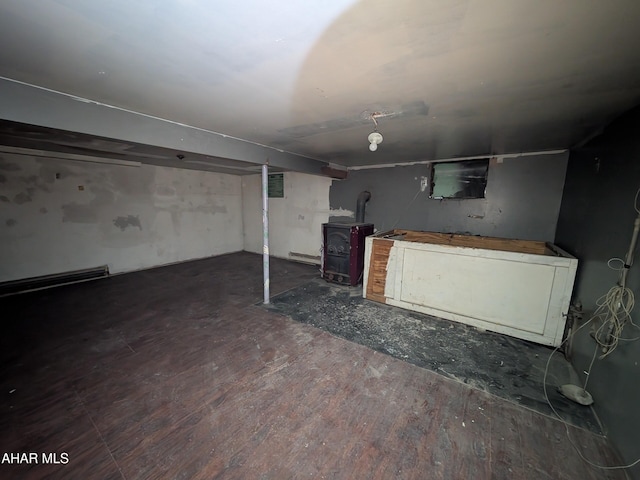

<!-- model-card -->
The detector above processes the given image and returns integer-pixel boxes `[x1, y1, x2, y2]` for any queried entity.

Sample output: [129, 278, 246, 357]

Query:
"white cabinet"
[363, 230, 577, 347]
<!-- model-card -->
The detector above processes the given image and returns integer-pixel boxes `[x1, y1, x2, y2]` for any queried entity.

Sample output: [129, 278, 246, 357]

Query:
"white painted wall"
[0, 153, 243, 282]
[242, 172, 332, 263]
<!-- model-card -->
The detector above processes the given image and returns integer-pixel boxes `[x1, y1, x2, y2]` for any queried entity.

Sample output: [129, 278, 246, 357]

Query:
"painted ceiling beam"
[0, 77, 333, 176]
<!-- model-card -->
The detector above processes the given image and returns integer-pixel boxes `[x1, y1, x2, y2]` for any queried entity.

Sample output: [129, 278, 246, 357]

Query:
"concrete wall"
[330, 152, 569, 242]
[555, 107, 640, 479]
[242, 171, 332, 263]
[0, 153, 243, 282]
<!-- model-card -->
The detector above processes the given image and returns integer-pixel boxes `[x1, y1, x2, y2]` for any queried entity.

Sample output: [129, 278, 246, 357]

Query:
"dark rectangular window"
[429, 159, 489, 199]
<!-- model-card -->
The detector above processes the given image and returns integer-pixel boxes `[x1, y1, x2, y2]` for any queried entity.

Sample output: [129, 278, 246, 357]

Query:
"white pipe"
[620, 213, 640, 289]
[262, 164, 270, 304]
[602, 210, 640, 353]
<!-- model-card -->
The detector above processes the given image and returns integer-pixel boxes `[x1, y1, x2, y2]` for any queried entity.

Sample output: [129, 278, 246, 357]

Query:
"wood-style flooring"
[0, 252, 626, 479]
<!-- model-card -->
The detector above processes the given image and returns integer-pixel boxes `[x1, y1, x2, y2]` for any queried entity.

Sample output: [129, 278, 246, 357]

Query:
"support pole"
[262, 163, 270, 304]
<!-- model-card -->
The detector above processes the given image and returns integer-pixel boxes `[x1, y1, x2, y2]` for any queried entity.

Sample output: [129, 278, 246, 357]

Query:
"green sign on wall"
[268, 173, 284, 198]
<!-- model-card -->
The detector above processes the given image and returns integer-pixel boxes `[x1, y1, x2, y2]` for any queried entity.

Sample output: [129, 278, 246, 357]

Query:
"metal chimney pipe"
[356, 191, 371, 223]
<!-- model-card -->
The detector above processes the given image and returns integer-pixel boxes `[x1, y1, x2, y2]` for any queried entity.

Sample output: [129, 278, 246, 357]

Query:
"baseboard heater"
[289, 252, 321, 265]
[0, 265, 109, 296]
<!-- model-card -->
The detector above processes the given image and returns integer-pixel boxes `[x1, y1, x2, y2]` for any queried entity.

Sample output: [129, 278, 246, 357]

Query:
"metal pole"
[262, 163, 270, 304]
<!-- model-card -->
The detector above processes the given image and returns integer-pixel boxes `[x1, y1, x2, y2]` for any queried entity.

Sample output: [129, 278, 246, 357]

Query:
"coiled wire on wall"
[590, 278, 637, 358]
[590, 188, 640, 357]
[543, 186, 640, 470]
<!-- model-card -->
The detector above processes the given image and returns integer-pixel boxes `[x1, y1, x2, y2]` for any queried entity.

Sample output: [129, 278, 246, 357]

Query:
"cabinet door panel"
[399, 248, 554, 335]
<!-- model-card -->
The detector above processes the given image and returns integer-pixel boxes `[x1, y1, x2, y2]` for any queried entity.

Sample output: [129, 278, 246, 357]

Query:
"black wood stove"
[321, 222, 374, 286]
[321, 191, 373, 287]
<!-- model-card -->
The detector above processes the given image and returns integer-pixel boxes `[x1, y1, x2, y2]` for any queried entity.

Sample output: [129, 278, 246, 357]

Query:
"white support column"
[262, 163, 270, 304]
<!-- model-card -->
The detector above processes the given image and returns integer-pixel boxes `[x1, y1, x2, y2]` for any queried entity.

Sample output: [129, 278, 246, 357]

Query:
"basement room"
[1, 1, 640, 479]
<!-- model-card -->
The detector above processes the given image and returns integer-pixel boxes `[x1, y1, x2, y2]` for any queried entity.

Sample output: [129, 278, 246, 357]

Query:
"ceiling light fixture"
[368, 114, 383, 152]
[368, 132, 383, 151]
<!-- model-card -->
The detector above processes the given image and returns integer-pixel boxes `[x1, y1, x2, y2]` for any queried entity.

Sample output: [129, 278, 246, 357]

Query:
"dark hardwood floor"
[0, 252, 626, 479]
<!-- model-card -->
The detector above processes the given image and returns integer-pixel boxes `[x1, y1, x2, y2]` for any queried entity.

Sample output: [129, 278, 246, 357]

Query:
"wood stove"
[322, 222, 374, 286]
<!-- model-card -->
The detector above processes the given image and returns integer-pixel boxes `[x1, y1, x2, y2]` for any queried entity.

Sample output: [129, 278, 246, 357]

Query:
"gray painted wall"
[330, 152, 569, 242]
[555, 107, 640, 479]
[0, 153, 243, 282]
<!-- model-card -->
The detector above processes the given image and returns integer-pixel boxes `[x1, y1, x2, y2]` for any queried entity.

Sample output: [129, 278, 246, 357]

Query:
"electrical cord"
[606, 257, 626, 270]
[390, 187, 423, 230]
[541, 186, 640, 470]
[591, 285, 638, 356]
[588, 187, 640, 357]
[543, 318, 640, 470]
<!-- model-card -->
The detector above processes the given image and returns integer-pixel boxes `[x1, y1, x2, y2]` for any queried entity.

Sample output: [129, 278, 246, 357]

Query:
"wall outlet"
[420, 176, 428, 192]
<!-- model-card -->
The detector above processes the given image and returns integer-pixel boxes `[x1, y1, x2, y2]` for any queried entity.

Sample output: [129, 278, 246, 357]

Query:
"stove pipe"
[356, 191, 371, 223]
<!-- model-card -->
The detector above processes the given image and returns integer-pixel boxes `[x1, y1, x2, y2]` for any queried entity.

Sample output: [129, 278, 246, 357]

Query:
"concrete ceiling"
[1, 0, 640, 174]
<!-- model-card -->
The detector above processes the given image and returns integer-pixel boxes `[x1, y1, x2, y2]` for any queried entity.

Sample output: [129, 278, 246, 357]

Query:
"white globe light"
[367, 131, 383, 152]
